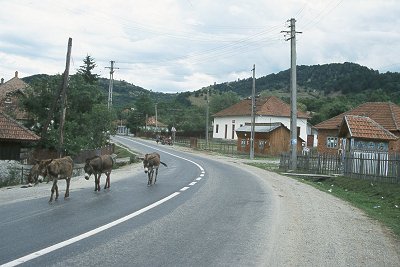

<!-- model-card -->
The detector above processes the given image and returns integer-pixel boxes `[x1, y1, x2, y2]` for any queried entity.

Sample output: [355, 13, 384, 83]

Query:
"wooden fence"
[175, 137, 239, 156]
[280, 151, 400, 184]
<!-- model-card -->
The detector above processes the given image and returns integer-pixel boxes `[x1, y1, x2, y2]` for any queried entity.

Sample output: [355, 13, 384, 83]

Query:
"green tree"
[22, 72, 115, 155]
[77, 55, 99, 85]
[209, 91, 240, 114]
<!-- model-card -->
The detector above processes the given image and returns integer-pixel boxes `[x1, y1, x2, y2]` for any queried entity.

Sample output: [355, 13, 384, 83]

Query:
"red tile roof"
[0, 111, 40, 141]
[339, 115, 398, 141]
[213, 96, 309, 118]
[315, 102, 400, 130]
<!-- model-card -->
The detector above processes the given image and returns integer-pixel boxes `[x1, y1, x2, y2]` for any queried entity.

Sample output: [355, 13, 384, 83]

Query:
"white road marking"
[1, 192, 180, 267]
[196, 177, 202, 181]
[2, 137, 207, 267]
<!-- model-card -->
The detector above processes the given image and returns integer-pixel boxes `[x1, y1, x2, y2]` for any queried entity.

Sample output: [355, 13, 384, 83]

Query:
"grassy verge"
[247, 162, 400, 239]
[113, 143, 140, 167]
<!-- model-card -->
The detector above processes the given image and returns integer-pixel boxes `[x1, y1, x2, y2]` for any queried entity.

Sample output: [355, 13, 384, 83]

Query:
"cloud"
[0, 0, 399, 92]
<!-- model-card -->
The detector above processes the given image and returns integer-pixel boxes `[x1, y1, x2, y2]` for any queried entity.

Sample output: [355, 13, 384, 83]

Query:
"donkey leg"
[154, 168, 158, 184]
[94, 175, 99, 191]
[55, 183, 59, 200]
[49, 180, 56, 202]
[97, 174, 102, 191]
[104, 173, 110, 189]
[65, 178, 71, 198]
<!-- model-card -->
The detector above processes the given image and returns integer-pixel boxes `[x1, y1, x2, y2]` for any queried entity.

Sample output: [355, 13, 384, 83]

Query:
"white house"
[212, 96, 311, 146]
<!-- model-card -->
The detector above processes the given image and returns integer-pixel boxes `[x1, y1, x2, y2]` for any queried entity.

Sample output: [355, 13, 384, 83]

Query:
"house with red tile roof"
[338, 115, 398, 153]
[212, 96, 311, 146]
[315, 102, 400, 154]
[0, 110, 40, 160]
[0, 71, 29, 123]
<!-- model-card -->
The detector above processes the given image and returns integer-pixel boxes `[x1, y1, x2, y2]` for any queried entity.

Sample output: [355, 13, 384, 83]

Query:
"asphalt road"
[0, 136, 276, 266]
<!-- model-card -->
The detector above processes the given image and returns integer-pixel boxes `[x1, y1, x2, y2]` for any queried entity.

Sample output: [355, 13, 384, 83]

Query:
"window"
[224, 125, 228, 139]
[327, 137, 338, 148]
[241, 139, 246, 148]
[231, 124, 235, 139]
[258, 140, 265, 150]
[215, 124, 219, 134]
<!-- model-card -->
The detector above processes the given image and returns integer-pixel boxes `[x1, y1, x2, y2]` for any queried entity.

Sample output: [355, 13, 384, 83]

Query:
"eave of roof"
[315, 102, 400, 131]
[0, 111, 40, 141]
[213, 96, 310, 118]
[338, 115, 398, 141]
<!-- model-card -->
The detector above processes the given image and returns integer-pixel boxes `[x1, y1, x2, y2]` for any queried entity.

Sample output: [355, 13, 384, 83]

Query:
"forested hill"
[211, 62, 400, 99]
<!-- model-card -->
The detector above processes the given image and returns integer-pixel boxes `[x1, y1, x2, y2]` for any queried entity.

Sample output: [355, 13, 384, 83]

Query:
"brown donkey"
[37, 156, 74, 202]
[84, 155, 114, 191]
[139, 152, 167, 185]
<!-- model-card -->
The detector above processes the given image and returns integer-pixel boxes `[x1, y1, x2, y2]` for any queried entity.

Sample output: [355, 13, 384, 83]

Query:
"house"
[0, 71, 29, 123]
[0, 110, 40, 161]
[144, 116, 168, 133]
[315, 102, 400, 154]
[212, 96, 311, 145]
[338, 115, 398, 153]
[235, 122, 304, 156]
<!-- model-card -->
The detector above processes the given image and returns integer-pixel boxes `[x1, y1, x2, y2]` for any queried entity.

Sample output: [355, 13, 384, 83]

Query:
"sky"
[1, 0, 399, 93]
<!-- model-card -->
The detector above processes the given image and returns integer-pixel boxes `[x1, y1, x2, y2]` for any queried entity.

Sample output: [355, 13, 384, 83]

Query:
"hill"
[22, 62, 400, 126]
[200, 62, 399, 98]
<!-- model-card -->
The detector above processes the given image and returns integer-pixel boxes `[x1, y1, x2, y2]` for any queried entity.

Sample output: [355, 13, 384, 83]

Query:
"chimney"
[15, 71, 18, 78]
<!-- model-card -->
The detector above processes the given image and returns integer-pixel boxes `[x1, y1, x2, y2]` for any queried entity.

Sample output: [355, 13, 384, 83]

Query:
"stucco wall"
[213, 115, 309, 145]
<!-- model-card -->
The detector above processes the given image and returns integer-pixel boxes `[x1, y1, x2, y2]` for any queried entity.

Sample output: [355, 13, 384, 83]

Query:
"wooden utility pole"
[282, 18, 302, 170]
[250, 64, 256, 160]
[58, 37, 72, 157]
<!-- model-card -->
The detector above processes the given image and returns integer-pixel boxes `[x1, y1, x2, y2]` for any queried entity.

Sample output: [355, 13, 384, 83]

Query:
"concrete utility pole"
[250, 64, 256, 160]
[59, 37, 72, 158]
[282, 18, 302, 170]
[155, 103, 158, 132]
[205, 83, 212, 147]
[106, 61, 118, 110]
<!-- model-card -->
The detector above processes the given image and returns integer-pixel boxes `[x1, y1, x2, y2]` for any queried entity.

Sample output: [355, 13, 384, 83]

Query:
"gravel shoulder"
[173, 145, 400, 266]
[1, 143, 399, 266]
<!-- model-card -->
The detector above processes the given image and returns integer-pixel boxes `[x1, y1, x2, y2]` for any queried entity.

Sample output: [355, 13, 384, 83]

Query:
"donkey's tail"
[160, 161, 168, 167]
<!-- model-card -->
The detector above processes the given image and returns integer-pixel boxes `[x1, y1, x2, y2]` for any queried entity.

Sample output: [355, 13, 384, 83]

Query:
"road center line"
[1, 192, 180, 267]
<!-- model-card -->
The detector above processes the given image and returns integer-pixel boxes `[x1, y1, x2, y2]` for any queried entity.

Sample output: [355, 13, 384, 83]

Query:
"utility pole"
[58, 37, 72, 158]
[282, 18, 302, 170]
[205, 83, 212, 148]
[155, 103, 158, 132]
[250, 64, 256, 160]
[106, 61, 118, 110]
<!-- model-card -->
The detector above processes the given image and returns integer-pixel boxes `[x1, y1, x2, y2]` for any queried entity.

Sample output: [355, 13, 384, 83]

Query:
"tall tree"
[22, 73, 115, 155]
[77, 54, 99, 84]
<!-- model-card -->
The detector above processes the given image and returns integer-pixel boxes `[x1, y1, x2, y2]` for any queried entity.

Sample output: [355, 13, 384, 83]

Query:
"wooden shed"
[235, 123, 304, 156]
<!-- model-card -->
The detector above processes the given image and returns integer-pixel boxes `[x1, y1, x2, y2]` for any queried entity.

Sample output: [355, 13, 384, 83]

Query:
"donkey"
[139, 152, 167, 185]
[37, 156, 74, 202]
[27, 163, 40, 185]
[84, 154, 114, 191]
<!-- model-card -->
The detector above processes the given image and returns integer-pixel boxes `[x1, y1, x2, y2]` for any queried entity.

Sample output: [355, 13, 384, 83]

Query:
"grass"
[113, 143, 140, 166]
[247, 162, 400, 239]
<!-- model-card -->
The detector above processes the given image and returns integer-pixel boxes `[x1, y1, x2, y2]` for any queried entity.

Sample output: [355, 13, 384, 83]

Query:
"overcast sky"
[1, 0, 399, 93]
